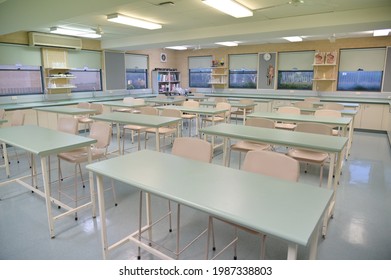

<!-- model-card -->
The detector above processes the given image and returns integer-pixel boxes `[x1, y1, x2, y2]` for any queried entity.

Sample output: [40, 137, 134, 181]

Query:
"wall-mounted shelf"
[312, 52, 337, 91]
[209, 66, 227, 92]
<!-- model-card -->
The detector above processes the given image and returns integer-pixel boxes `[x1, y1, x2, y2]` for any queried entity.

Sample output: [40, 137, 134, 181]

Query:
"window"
[189, 56, 212, 88]
[68, 50, 103, 92]
[69, 69, 102, 92]
[338, 48, 386, 91]
[229, 54, 257, 89]
[0, 65, 43, 96]
[125, 54, 148, 90]
[277, 51, 314, 90]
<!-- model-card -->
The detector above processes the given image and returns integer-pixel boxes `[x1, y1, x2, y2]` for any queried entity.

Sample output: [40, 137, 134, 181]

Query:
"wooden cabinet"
[152, 70, 181, 95]
[45, 68, 76, 94]
[209, 67, 227, 92]
[356, 104, 387, 130]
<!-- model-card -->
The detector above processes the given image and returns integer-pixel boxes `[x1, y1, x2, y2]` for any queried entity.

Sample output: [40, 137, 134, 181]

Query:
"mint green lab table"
[91, 112, 182, 154]
[145, 97, 186, 106]
[156, 105, 229, 136]
[0, 125, 97, 238]
[200, 123, 348, 237]
[34, 105, 97, 126]
[248, 111, 354, 159]
[87, 150, 333, 260]
[200, 100, 256, 124]
[93, 100, 146, 112]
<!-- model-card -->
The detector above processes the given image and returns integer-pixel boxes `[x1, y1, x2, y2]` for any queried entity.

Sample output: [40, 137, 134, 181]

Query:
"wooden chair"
[144, 108, 182, 151]
[287, 122, 332, 187]
[114, 97, 134, 113]
[274, 106, 301, 130]
[228, 117, 275, 168]
[170, 137, 212, 258]
[322, 102, 344, 111]
[181, 100, 199, 136]
[122, 106, 158, 152]
[202, 102, 231, 127]
[57, 122, 117, 219]
[207, 150, 300, 260]
[314, 109, 342, 136]
[230, 99, 254, 124]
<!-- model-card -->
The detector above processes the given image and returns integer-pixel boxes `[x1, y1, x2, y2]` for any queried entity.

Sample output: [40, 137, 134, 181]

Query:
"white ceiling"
[0, 0, 390, 51]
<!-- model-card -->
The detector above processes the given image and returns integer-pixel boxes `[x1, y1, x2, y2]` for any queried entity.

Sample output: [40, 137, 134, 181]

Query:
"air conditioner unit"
[28, 32, 82, 50]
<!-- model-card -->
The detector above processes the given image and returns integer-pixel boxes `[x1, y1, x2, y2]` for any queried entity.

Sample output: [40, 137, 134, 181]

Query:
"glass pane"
[0, 65, 43, 96]
[277, 71, 313, 90]
[69, 69, 102, 92]
[126, 69, 148, 89]
[229, 70, 257, 88]
[189, 69, 211, 88]
[337, 71, 383, 91]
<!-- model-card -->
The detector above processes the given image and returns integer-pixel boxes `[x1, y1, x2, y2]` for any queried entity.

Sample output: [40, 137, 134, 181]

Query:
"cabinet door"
[359, 104, 385, 130]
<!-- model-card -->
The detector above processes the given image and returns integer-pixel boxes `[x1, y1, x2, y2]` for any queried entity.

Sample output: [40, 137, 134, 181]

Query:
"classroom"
[0, 0, 390, 263]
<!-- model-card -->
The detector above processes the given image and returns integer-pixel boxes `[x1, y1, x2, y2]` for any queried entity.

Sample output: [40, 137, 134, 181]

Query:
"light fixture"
[202, 0, 253, 18]
[283, 36, 303, 42]
[107, 13, 162, 30]
[373, 29, 390, 37]
[166, 46, 188, 50]
[215, 41, 238, 47]
[50, 27, 101, 38]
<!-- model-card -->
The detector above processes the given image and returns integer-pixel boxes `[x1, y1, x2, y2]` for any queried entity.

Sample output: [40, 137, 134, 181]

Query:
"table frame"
[200, 123, 348, 237]
[87, 150, 333, 260]
[0, 125, 97, 238]
[91, 112, 182, 154]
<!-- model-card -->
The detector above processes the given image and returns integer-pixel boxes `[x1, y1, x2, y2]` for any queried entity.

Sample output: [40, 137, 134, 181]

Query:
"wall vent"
[28, 32, 82, 50]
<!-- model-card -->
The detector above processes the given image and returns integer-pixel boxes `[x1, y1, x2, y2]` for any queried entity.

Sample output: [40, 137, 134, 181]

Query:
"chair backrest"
[294, 101, 313, 109]
[11, 110, 25, 126]
[216, 102, 231, 118]
[172, 137, 212, 163]
[0, 109, 5, 120]
[304, 97, 320, 102]
[132, 98, 145, 105]
[277, 106, 301, 115]
[57, 117, 79, 134]
[89, 122, 112, 149]
[162, 108, 182, 128]
[246, 117, 275, 129]
[242, 150, 300, 182]
[183, 100, 200, 108]
[161, 108, 182, 118]
[90, 103, 104, 114]
[139, 106, 158, 115]
[239, 98, 254, 105]
[77, 102, 90, 109]
[123, 97, 135, 103]
[295, 122, 333, 135]
[215, 97, 227, 103]
[322, 102, 344, 111]
[314, 109, 342, 118]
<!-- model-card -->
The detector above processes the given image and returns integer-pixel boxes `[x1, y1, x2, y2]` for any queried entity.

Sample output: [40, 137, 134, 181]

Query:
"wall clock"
[263, 53, 271, 61]
[160, 53, 167, 63]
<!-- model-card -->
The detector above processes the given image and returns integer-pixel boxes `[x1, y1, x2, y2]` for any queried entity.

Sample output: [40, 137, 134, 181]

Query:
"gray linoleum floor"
[0, 124, 390, 260]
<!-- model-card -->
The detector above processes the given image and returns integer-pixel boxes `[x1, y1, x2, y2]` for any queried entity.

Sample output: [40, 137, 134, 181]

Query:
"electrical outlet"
[11, 96, 17, 100]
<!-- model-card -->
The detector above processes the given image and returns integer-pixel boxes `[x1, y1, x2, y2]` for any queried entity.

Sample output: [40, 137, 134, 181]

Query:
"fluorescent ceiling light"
[283, 36, 303, 42]
[107, 13, 162, 30]
[373, 29, 390, 36]
[202, 0, 253, 18]
[215, 41, 238, 46]
[50, 27, 101, 38]
[166, 46, 188, 50]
